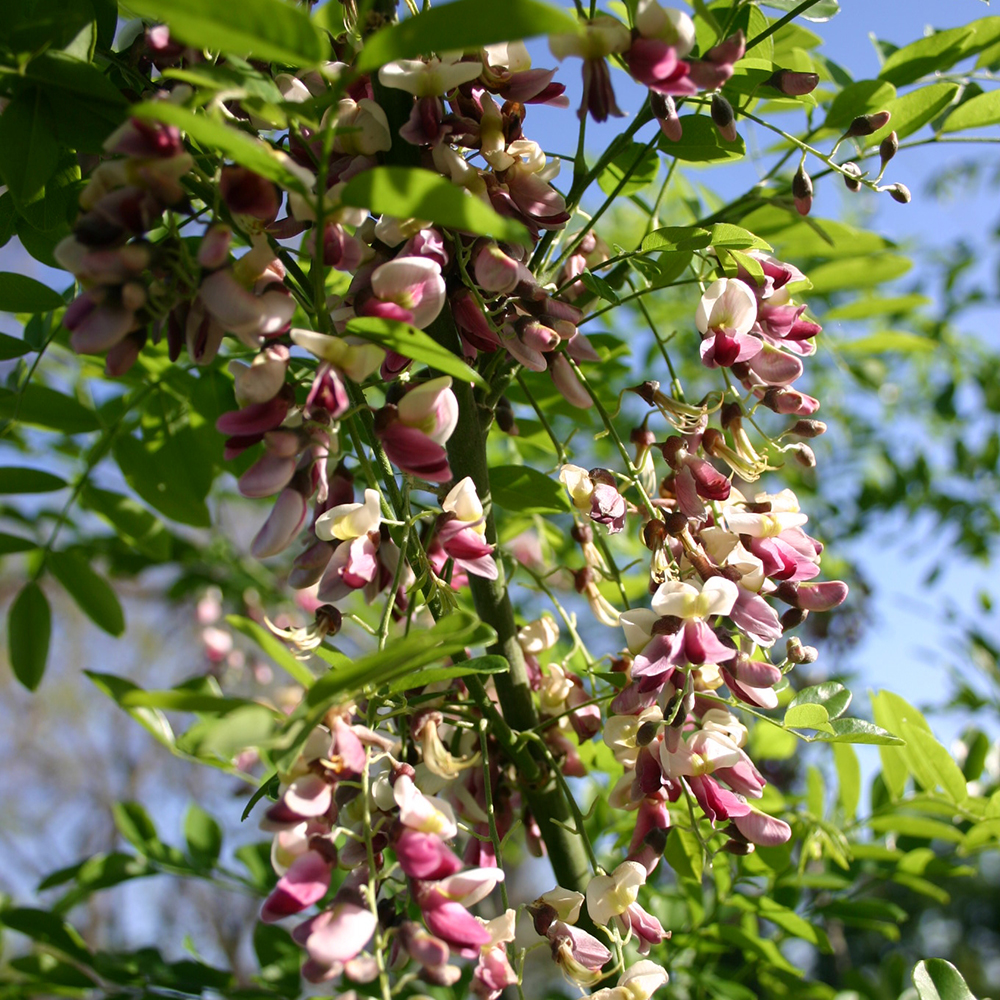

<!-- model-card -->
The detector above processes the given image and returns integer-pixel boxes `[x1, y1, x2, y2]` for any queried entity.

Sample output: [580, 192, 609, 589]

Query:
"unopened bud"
[571, 522, 593, 545]
[663, 511, 688, 536]
[780, 607, 808, 631]
[786, 636, 818, 664]
[792, 164, 813, 216]
[765, 68, 819, 97]
[650, 91, 682, 142]
[844, 110, 891, 138]
[496, 396, 518, 435]
[711, 94, 737, 143]
[789, 419, 827, 438]
[701, 426, 725, 455]
[720, 400, 743, 429]
[789, 442, 816, 468]
[887, 182, 911, 204]
[316, 604, 343, 637]
[879, 130, 898, 171]
[631, 425, 657, 449]
[642, 519, 668, 550]
[636, 720, 660, 746]
[722, 839, 755, 855]
[842, 161, 862, 193]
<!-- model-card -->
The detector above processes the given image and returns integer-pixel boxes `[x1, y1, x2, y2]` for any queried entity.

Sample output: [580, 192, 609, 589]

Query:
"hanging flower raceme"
[375, 376, 459, 483]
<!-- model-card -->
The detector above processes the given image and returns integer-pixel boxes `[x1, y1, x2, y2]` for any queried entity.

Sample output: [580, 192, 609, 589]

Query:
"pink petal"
[260, 850, 331, 922]
[251, 488, 307, 558]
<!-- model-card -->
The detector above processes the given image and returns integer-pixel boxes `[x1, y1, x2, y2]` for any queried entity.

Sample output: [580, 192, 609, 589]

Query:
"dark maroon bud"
[495, 396, 518, 435]
[845, 110, 891, 137]
[789, 419, 827, 438]
[636, 720, 660, 746]
[630, 381, 660, 406]
[642, 518, 668, 550]
[660, 436, 684, 466]
[573, 567, 593, 592]
[780, 607, 808, 631]
[650, 91, 682, 142]
[571, 522, 594, 545]
[842, 162, 863, 193]
[701, 427, 725, 455]
[720, 400, 743, 429]
[377, 898, 399, 928]
[710, 93, 737, 143]
[792, 164, 813, 216]
[789, 442, 817, 468]
[764, 68, 819, 97]
[652, 615, 683, 635]
[316, 604, 343, 636]
[631, 425, 657, 449]
[722, 839, 755, 855]
[879, 130, 898, 170]
[663, 511, 688, 536]
[308, 836, 339, 865]
[887, 182, 911, 204]
[588, 467, 617, 488]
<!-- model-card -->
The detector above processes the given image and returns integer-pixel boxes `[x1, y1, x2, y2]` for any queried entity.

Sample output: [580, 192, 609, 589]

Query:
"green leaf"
[0, 532, 38, 555]
[878, 28, 975, 87]
[659, 115, 746, 162]
[383, 654, 509, 695]
[0, 384, 102, 434]
[356, 0, 577, 72]
[760, 0, 839, 21]
[184, 804, 223, 868]
[864, 82, 961, 147]
[832, 743, 861, 819]
[578, 271, 620, 304]
[79, 485, 172, 560]
[941, 90, 1000, 132]
[340, 166, 530, 246]
[226, 616, 316, 688]
[489, 464, 571, 515]
[345, 316, 486, 388]
[0, 273, 64, 313]
[822, 79, 897, 132]
[127, 0, 328, 66]
[868, 813, 964, 843]
[789, 681, 852, 719]
[641, 222, 770, 254]
[732, 894, 832, 950]
[0, 466, 67, 494]
[21, 50, 127, 108]
[0, 908, 91, 964]
[839, 330, 935, 355]
[806, 254, 912, 295]
[48, 549, 125, 637]
[824, 294, 930, 320]
[913, 959, 978, 1000]
[112, 802, 191, 868]
[113, 432, 211, 528]
[131, 102, 309, 193]
[664, 826, 703, 882]
[50, 853, 156, 915]
[597, 140, 660, 198]
[119, 688, 260, 713]
[0, 93, 59, 205]
[902, 724, 969, 804]
[784, 702, 833, 732]
[7, 581, 51, 691]
[806, 717, 905, 745]
[276, 611, 495, 769]
[86, 670, 176, 748]
[242, 772, 279, 821]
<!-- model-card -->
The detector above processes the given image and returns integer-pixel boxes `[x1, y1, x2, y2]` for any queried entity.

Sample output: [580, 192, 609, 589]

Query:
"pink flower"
[695, 278, 761, 368]
[251, 488, 308, 559]
[362, 256, 446, 329]
[292, 902, 377, 968]
[260, 850, 331, 922]
[376, 376, 459, 483]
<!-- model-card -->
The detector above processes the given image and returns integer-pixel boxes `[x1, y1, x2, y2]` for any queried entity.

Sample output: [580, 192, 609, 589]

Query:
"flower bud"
[765, 69, 819, 97]
[650, 91, 682, 142]
[844, 110, 891, 138]
[842, 162, 862, 193]
[789, 419, 827, 438]
[780, 607, 808, 631]
[887, 182, 911, 204]
[789, 442, 816, 468]
[879, 130, 898, 171]
[785, 636, 818, 664]
[792, 164, 813, 216]
[710, 93, 737, 143]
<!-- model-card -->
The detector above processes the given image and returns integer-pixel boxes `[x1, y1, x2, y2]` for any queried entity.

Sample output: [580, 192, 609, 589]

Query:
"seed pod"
[887, 182, 911, 204]
[711, 93, 738, 143]
[879, 130, 898, 172]
[844, 110, 892, 137]
[842, 161, 862, 193]
[792, 164, 813, 216]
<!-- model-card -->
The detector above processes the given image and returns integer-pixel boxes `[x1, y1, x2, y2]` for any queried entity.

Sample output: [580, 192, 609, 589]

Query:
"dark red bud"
[845, 110, 891, 137]
[887, 182, 911, 204]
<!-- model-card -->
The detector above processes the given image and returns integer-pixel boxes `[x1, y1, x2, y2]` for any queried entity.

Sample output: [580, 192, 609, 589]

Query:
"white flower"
[315, 488, 382, 542]
[586, 861, 646, 926]
[517, 614, 560, 655]
[549, 16, 631, 61]
[651, 577, 738, 620]
[443, 476, 485, 528]
[634, 0, 696, 55]
[559, 464, 595, 510]
[619, 607, 659, 655]
[378, 56, 483, 97]
[584, 960, 670, 1000]
[695, 278, 757, 335]
[291, 329, 385, 381]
